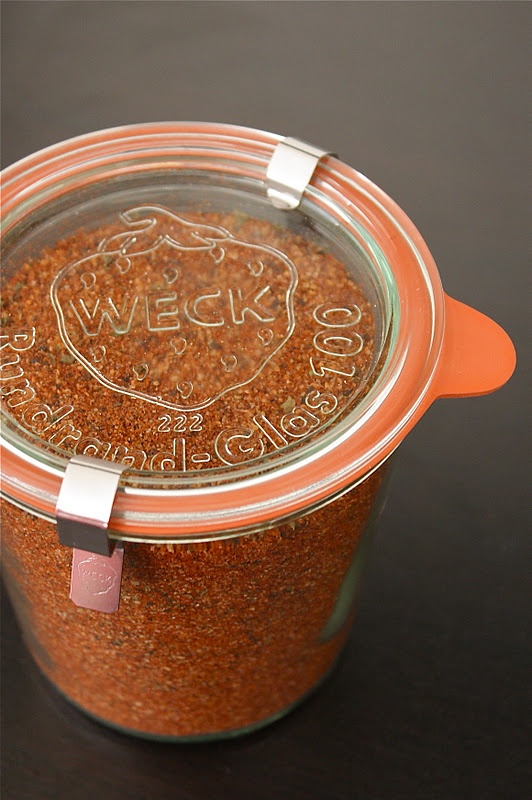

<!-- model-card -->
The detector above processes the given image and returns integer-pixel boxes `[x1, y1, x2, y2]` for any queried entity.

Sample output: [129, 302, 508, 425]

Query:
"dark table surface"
[1, 3, 529, 799]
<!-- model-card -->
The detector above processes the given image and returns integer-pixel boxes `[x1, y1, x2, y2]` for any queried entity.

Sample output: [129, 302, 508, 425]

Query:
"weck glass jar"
[0, 123, 515, 740]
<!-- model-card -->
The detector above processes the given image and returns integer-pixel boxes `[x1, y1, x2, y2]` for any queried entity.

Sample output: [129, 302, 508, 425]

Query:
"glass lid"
[2, 166, 394, 485]
[0, 123, 445, 538]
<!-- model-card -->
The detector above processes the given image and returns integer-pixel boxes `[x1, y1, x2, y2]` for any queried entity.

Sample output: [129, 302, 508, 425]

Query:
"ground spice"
[1, 471, 386, 738]
[1, 205, 387, 738]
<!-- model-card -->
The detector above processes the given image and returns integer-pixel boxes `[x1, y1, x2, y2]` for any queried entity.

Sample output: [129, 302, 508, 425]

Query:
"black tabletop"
[1, 3, 529, 799]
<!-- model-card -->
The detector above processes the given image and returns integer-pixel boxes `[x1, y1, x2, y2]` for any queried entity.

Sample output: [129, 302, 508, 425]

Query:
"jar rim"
[0, 122, 445, 539]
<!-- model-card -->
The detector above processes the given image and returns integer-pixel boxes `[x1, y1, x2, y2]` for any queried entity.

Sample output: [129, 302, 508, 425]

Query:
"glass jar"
[0, 123, 515, 740]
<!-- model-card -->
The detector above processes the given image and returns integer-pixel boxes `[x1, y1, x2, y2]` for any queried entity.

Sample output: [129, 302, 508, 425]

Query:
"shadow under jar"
[0, 124, 515, 740]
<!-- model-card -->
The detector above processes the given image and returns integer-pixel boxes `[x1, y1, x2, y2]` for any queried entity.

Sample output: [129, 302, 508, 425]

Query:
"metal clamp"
[266, 136, 334, 210]
[56, 454, 127, 555]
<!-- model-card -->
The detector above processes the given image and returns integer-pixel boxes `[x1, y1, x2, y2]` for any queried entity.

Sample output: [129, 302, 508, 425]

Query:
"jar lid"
[0, 123, 515, 542]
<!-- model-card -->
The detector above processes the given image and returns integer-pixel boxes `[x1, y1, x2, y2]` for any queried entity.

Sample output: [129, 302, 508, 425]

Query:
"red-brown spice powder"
[1, 209, 386, 738]
[2, 473, 385, 738]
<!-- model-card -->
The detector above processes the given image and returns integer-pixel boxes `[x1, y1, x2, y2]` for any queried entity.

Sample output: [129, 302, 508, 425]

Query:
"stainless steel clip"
[266, 136, 334, 210]
[56, 454, 127, 555]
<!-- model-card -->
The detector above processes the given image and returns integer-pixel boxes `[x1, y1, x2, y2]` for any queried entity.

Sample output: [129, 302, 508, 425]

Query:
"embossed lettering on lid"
[51, 206, 298, 411]
[0, 190, 378, 486]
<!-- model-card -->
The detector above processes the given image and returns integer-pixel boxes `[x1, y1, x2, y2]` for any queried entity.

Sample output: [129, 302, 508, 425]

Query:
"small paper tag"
[70, 544, 124, 613]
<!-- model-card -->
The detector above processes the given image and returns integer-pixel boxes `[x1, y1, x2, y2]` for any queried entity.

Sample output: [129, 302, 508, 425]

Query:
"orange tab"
[432, 295, 516, 400]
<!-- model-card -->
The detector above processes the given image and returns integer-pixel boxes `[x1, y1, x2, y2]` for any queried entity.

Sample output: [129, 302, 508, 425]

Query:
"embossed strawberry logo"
[51, 206, 298, 410]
